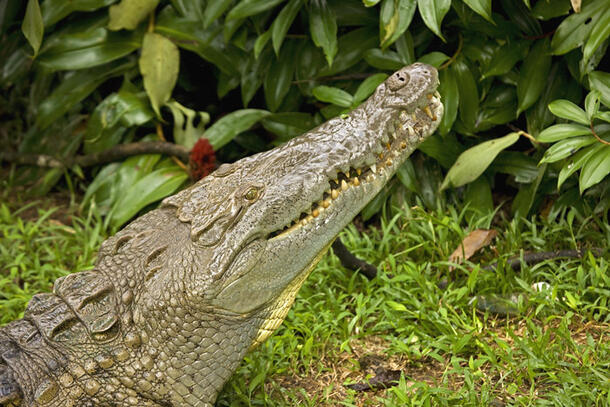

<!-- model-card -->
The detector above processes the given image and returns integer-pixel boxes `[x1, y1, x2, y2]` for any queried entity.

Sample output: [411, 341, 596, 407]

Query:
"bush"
[1, 0, 609, 227]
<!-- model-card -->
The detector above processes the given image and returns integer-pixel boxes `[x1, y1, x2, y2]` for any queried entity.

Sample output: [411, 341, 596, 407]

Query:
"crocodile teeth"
[370, 164, 377, 174]
[322, 199, 331, 208]
[341, 180, 348, 191]
[407, 125, 415, 137]
[385, 158, 393, 167]
[312, 208, 320, 218]
[331, 189, 339, 199]
[352, 177, 360, 186]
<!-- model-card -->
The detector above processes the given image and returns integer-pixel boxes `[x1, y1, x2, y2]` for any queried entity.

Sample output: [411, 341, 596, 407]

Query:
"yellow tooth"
[306, 215, 314, 222]
[386, 142, 391, 150]
[370, 164, 377, 174]
[400, 141, 407, 149]
[386, 158, 393, 167]
[341, 180, 348, 191]
[344, 171, 350, 179]
[331, 189, 339, 199]
[366, 174, 374, 182]
[378, 152, 384, 159]
[352, 177, 360, 186]
[312, 208, 320, 217]
[424, 106, 434, 119]
[427, 93, 433, 100]
[322, 199, 331, 208]
[356, 168, 362, 175]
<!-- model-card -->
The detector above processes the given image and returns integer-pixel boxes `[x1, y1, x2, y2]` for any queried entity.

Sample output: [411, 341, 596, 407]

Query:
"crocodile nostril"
[387, 71, 410, 91]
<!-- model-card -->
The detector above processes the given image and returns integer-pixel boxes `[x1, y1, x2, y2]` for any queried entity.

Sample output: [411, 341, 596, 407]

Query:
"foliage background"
[1, 0, 610, 226]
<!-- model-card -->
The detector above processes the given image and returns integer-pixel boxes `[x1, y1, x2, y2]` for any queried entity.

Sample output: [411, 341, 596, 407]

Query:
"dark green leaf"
[41, 0, 116, 27]
[540, 136, 597, 163]
[462, 0, 492, 23]
[517, 39, 552, 115]
[394, 32, 414, 64]
[379, 0, 416, 49]
[254, 29, 271, 59]
[364, 48, 403, 70]
[396, 159, 418, 192]
[464, 176, 493, 214]
[589, 71, 610, 108]
[205, 109, 270, 149]
[312, 85, 353, 107]
[272, 0, 303, 55]
[437, 68, 458, 136]
[441, 132, 520, 190]
[139, 32, 180, 117]
[551, 0, 607, 55]
[490, 151, 539, 183]
[500, 0, 541, 37]
[309, 0, 338, 66]
[537, 123, 591, 142]
[558, 143, 603, 188]
[22, 0, 43, 57]
[481, 41, 527, 80]
[511, 164, 546, 217]
[417, 0, 450, 41]
[361, 184, 392, 220]
[548, 99, 589, 125]
[452, 59, 479, 131]
[37, 28, 142, 71]
[110, 166, 188, 229]
[37, 60, 134, 129]
[261, 112, 316, 140]
[202, 0, 234, 28]
[583, 7, 610, 64]
[318, 26, 378, 77]
[353, 73, 388, 104]
[227, 0, 284, 20]
[241, 46, 272, 106]
[264, 41, 298, 111]
[531, 0, 570, 20]
[108, 0, 160, 31]
[363, 0, 381, 6]
[418, 51, 449, 68]
[580, 146, 610, 192]
[418, 133, 463, 168]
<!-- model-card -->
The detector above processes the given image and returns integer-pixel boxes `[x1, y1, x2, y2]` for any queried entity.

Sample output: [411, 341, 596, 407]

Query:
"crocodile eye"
[244, 187, 259, 202]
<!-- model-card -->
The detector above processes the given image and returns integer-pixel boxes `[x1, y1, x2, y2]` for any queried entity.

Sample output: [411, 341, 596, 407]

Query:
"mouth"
[267, 90, 442, 241]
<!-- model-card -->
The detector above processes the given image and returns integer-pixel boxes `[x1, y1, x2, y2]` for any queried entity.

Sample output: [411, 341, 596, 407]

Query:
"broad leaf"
[110, 166, 188, 229]
[579, 146, 610, 192]
[41, 0, 116, 27]
[353, 73, 388, 104]
[264, 41, 298, 111]
[517, 39, 552, 115]
[462, 0, 493, 23]
[551, 0, 607, 55]
[548, 99, 589, 125]
[309, 0, 338, 66]
[139, 32, 180, 117]
[203, 0, 234, 28]
[537, 123, 591, 142]
[272, 0, 303, 55]
[312, 86, 353, 107]
[205, 109, 271, 149]
[437, 68, 458, 136]
[453, 59, 479, 132]
[227, 0, 285, 20]
[540, 136, 597, 163]
[441, 132, 520, 190]
[108, 0, 160, 31]
[589, 71, 610, 108]
[417, 0, 450, 41]
[557, 143, 603, 188]
[583, 7, 610, 64]
[481, 41, 527, 80]
[22, 0, 43, 57]
[37, 61, 134, 129]
[379, 0, 417, 49]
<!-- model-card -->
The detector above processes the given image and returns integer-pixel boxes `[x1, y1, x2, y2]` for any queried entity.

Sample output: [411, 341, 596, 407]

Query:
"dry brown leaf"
[449, 229, 498, 269]
[571, 0, 581, 12]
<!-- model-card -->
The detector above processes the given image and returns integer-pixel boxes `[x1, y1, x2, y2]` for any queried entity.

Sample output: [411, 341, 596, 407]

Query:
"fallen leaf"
[449, 229, 498, 269]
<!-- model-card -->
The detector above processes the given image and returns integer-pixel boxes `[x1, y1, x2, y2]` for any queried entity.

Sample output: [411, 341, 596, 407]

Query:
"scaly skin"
[0, 63, 442, 407]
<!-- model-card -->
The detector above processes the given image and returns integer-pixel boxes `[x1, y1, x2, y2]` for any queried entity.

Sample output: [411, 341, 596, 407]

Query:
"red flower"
[189, 138, 216, 180]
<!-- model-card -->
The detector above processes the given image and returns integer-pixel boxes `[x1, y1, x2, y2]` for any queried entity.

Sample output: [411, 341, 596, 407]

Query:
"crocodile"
[0, 63, 442, 407]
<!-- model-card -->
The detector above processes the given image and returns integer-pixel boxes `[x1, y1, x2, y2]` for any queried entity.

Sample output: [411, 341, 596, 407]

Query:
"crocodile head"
[159, 63, 442, 346]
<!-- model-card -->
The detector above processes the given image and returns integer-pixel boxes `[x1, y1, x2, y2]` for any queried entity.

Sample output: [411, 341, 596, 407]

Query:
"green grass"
[1, 200, 608, 406]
